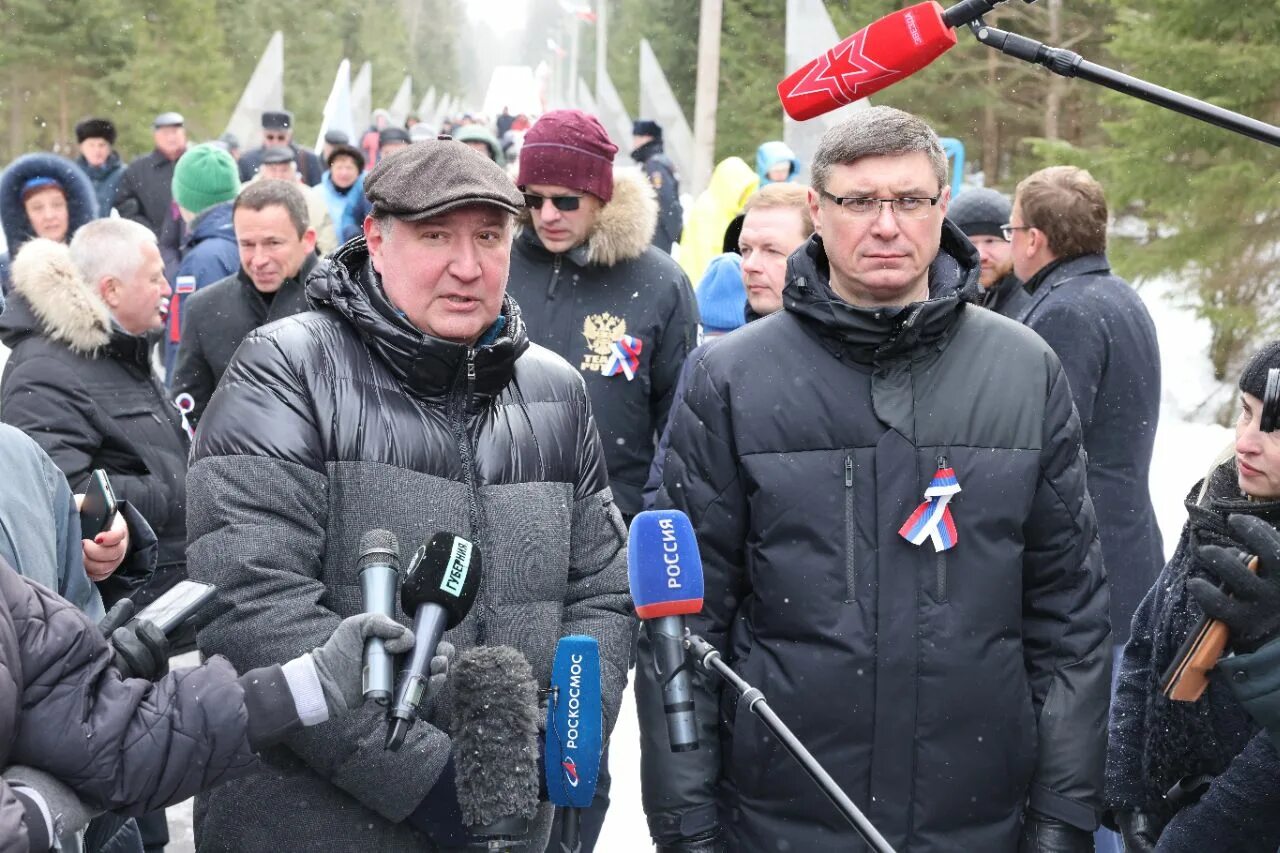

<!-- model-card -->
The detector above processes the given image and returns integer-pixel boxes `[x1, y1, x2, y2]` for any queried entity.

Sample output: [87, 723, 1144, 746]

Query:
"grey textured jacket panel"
[640, 227, 1111, 851]
[0, 558, 300, 851]
[187, 239, 632, 851]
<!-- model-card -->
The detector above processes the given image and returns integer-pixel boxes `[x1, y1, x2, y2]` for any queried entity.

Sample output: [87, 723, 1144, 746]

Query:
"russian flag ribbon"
[602, 334, 643, 380]
[899, 463, 961, 552]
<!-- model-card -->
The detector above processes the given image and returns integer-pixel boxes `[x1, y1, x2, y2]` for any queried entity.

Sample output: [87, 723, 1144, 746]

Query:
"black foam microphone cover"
[401, 531, 482, 629]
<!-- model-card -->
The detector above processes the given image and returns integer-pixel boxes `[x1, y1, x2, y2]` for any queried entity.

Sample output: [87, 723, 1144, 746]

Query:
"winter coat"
[170, 254, 316, 426]
[307, 173, 363, 255]
[1225, 636, 1280, 749]
[0, 153, 98, 292]
[0, 240, 190, 608]
[75, 152, 126, 220]
[755, 140, 800, 185]
[506, 169, 698, 518]
[677, 156, 758, 285]
[981, 271, 1031, 319]
[185, 236, 633, 851]
[237, 144, 324, 187]
[162, 201, 242, 376]
[640, 223, 1112, 851]
[0, 556, 309, 852]
[113, 149, 181, 237]
[1015, 253, 1163, 643]
[1106, 460, 1280, 851]
[631, 139, 683, 252]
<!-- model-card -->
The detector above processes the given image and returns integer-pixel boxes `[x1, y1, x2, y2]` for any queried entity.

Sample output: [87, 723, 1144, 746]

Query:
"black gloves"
[658, 829, 727, 853]
[1189, 514, 1280, 653]
[1018, 811, 1092, 853]
[98, 598, 171, 680]
[1115, 809, 1162, 853]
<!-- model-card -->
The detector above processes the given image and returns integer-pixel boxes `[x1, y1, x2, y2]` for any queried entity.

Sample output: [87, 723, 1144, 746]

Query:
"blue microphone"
[628, 510, 704, 753]
[545, 635, 603, 853]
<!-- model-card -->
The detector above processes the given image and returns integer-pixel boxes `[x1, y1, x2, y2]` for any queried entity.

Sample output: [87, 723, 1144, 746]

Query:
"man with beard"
[947, 186, 1028, 318]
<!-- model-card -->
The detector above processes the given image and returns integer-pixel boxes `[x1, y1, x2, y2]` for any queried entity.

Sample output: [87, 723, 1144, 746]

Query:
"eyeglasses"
[523, 192, 582, 212]
[1000, 224, 1033, 241]
[263, 132, 290, 142]
[819, 190, 940, 220]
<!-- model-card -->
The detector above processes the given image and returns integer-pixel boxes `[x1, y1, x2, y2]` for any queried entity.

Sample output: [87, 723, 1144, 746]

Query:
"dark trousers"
[135, 809, 169, 853]
[543, 746, 612, 853]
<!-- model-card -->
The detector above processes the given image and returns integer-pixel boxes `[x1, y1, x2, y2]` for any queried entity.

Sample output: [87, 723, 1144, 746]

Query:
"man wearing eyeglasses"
[237, 110, 324, 187]
[639, 107, 1110, 853]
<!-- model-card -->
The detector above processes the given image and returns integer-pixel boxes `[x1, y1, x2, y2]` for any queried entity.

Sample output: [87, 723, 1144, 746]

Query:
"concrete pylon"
[639, 39, 694, 190]
[223, 31, 284, 151]
[387, 76, 413, 126]
[314, 59, 354, 153]
[351, 62, 373, 133]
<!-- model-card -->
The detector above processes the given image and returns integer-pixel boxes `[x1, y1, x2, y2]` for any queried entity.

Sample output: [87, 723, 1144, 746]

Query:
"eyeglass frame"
[817, 189, 942, 220]
[1000, 224, 1033, 241]
[523, 192, 583, 212]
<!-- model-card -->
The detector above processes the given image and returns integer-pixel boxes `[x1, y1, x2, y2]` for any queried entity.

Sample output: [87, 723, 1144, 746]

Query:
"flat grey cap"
[364, 139, 523, 221]
[153, 112, 184, 128]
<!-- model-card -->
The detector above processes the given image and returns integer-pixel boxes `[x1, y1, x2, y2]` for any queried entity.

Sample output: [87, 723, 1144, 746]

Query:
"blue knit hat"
[696, 253, 746, 335]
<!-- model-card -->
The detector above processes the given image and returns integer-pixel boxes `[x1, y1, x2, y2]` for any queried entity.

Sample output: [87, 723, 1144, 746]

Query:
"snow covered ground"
[159, 273, 1243, 852]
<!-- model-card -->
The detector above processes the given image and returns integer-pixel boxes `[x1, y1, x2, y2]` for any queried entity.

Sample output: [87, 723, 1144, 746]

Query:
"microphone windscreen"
[400, 532, 481, 628]
[778, 1, 957, 121]
[628, 510, 705, 619]
[356, 529, 400, 573]
[544, 636, 602, 808]
[453, 645, 541, 828]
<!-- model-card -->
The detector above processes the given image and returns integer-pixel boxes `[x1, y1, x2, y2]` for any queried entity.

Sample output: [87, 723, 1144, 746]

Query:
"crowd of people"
[0, 91, 1277, 853]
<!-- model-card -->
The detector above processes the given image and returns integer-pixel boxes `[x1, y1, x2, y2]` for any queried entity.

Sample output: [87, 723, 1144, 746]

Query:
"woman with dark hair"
[1106, 340, 1280, 852]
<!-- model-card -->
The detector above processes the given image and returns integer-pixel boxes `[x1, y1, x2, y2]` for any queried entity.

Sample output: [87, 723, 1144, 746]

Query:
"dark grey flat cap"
[364, 140, 524, 221]
[153, 111, 184, 128]
[261, 146, 295, 165]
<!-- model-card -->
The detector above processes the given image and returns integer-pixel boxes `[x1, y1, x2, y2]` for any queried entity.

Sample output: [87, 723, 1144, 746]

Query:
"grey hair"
[810, 106, 948, 194]
[70, 218, 157, 286]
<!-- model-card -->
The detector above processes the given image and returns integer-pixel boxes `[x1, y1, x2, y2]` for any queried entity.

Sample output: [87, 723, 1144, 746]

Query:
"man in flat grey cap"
[186, 140, 634, 851]
[114, 111, 188, 237]
[238, 109, 324, 186]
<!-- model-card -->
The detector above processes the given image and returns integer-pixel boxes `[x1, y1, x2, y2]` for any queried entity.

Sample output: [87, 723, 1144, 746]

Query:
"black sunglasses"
[523, 192, 582, 212]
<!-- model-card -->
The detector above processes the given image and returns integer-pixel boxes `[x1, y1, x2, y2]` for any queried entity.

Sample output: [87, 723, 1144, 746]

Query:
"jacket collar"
[516, 168, 658, 268]
[631, 139, 664, 163]
[242, 252, 317, 306]
[0, 239, 111, 354]
[1017, 252, 1111, 321]
[782, 219, 981, 364]
[307, 237, 528, 404]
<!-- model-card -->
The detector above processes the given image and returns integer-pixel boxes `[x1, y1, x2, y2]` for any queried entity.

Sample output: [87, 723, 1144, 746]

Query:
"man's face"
[235, 204, 317, 294]
[260, 162, 298, 182]
[970, 234, 1013, 288]
[463, 140, 494, 161]
[808, 153, 948, 308]
[766, 162, 793, 183]
[525, 183, 602, 254]
[631, 134, 652, 151]
[380, 141, 409, 158]
[23, 186, 68, 242]
[79, 138, 111, 168]
[263, 128, 292, 147]
[329, 155, 360, 190]
[153, 125, 186, 160]
[739, 206, 809, 316]
[364, 205, 512, 345]
[108, 241, 170, 335]
[1008, 200, 1049, 281]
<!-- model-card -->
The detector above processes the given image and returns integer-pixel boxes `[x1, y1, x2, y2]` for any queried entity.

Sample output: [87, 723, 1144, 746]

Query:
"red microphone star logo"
[786, 29, 898, 105]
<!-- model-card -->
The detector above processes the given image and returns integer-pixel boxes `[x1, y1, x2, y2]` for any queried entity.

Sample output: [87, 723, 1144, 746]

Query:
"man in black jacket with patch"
[171, 179, 318, 426]
[639, 107, 1111, 853]
[630, 119, 683, 253]
[237, 110, 324, 187]
[508, 109, 698, 524]
[113, 112, 187, 237]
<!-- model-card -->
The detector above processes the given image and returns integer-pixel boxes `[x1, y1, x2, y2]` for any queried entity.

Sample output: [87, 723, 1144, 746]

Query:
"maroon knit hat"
[517, 110, 618, 202]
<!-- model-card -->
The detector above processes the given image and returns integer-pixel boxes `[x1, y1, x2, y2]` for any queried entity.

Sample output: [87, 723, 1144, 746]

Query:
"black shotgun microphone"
[385, 532, 481, 751]
[358, 529, 400, 705]
[453, 645, 541, 848]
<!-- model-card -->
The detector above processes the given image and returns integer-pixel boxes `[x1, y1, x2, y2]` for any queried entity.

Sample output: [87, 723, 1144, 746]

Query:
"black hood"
[0, 152, 99, 250]
[782, 218, 981, 364]
[306, 236, 530, 404]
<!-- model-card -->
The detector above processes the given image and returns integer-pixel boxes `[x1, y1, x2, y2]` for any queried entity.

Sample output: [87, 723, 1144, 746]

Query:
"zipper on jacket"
[844, 454, 857, 603]
[449, 348, 486, 634]
[547, 255, 563, 300]
[935, 454, 948, 602]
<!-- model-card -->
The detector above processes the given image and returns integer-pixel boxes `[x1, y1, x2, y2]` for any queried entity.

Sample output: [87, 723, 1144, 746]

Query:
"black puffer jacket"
[640, 224, 1111, 851]
[113, 149, 179, 237]
[0, 239, 189, 606]
[186, 237, 632, 851]
[507, 170, 698, 517]
[0, 557, 303, 850]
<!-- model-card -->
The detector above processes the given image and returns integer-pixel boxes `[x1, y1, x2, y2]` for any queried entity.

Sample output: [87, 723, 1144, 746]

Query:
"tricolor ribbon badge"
[602, 334, 642, 380]
[899, 458, 961, 552]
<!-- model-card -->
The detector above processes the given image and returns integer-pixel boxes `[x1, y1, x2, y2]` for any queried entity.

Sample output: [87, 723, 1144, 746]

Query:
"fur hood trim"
[10, 238, 111, 353]
[519, 167, 658, 267]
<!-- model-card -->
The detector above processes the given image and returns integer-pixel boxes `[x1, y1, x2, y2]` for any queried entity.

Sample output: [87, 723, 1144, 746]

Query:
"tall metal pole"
[692, 0, 722, 194]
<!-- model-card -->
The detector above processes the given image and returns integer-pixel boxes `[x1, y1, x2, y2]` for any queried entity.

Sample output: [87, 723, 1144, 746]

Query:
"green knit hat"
[172, 144, 240, 214]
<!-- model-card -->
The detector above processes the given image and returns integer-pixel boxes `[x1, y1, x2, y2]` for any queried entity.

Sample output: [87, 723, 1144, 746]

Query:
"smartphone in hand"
[80, 469, 118, 538]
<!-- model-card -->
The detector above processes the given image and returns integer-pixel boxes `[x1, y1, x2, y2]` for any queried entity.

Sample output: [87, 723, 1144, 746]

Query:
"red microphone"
[779, 1, 959, 121]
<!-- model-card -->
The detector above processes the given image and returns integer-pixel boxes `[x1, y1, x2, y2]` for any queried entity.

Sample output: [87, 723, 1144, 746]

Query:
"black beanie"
[1240, 340, 1280, 400]
[948, 187, 1011, 239]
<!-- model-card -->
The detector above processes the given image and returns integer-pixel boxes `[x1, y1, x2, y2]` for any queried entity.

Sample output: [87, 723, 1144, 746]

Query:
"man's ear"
[807, 187, 823, 237]
[363, 216, 385, 273]
[937, 184, 952, 216]
[301, 227, 318, 255]
[97, 276, 119, 308]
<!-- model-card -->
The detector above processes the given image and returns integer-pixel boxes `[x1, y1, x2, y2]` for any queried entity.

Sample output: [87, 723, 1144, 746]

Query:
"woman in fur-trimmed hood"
[506, 109, 698, 522]
[0, 234, 189, 610]
[0, 152, 98, 292]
